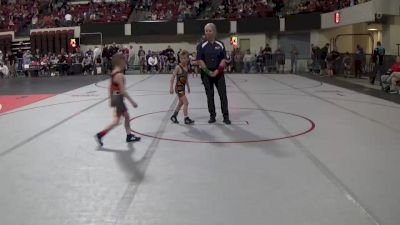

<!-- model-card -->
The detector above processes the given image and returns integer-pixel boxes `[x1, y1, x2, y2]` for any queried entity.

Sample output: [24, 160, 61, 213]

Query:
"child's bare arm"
[186, 76, 190, 93]
[170, 66, 179, 94]
[115, 73, 137, 108]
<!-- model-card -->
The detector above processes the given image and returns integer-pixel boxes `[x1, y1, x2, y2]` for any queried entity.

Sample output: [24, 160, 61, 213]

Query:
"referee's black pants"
[201, 71, 229, 119]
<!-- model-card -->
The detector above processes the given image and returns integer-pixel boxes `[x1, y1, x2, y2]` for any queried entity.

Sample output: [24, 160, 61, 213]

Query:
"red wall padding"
[31, 32, 37, 53]
[48, 31, 55, 54]
[5, 35, 11, 53]
[60, 30, 67, 53]
[55, 30, 61, 54]
[42, 31, 48, 55]
[35, 32, 42, 54]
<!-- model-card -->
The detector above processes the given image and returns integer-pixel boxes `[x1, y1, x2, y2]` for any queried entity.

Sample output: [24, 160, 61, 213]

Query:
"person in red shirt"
[389, 56, 400, 92]
[382, 56, 400, 93]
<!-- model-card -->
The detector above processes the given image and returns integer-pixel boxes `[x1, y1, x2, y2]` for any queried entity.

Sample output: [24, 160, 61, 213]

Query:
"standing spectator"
[31, 13, 39, 29]
[329, 47, 341, 76]
[290, 46, 299, 73]
[311, 46, 321, 75]
[6, 50, 16, 78]
[234, 50, 243, 73]
[65, 13, 72, 26]
[128, 45, 135, 70]
[122, 46, 130, 70]
[165, 45, 174, 56]
[255, 50, 265, 73]
[177, 48, 182, 64]
[102, 45, 110, 73]
[371, 41, 385, 85]
[34, 49, 41, 61]
[320, 43, 329, 75]
[264, 44, 272, 72]
[93, 46, 101, 60]
[138, 46, 146, 73]
[159, 52, 167, 73]
[275, 47, 285, 73]
[23, 50, 32, 77]
[243, 50, 253, 73]
[355, 44, 365, 78]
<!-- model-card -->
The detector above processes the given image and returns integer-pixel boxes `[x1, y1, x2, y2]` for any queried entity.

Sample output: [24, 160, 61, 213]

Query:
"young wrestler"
[169, 50, 195, 125]
[95, 54, 141, 146]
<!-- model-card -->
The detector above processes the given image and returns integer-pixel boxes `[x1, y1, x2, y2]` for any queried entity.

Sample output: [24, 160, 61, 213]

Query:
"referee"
[196, 23, 230, 124]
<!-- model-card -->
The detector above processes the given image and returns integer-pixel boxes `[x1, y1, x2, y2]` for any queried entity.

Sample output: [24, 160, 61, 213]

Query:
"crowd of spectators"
[0, 0, 373, 32]
[205, 0, 371, 19]
[134, 0, 211, 21]
[0, 0, 40, 32]
[0, 43, 131, 78]
[0, 0, 132, 32]
[205, 0, 283, 20]
[34, 0, 132, 29]
[285, 0, 371, 15]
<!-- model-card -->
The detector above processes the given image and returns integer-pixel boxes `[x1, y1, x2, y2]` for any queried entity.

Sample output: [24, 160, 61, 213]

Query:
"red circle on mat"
[130, 108, 315, 144]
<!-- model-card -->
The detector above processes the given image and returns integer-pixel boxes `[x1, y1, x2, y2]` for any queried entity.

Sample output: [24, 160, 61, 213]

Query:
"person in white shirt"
[147, 52, 159, 73]
[93, 46, 101, 61]
[243, 50, 254, 73]
[65, 13, 72, 26]
[0, 63, 9, 78]
[82, 56, 93, 75]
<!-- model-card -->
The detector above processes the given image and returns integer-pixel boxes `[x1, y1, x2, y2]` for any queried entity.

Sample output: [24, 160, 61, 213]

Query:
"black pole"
[396, 44, 400, 56]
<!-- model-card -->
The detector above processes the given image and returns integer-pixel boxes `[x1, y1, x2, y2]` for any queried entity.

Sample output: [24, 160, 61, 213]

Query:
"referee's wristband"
[218, 66, 224, 74]
[202, 68, 211, 75]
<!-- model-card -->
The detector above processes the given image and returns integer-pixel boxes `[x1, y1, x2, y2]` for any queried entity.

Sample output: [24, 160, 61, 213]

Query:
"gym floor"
[0, 73, 399, 225]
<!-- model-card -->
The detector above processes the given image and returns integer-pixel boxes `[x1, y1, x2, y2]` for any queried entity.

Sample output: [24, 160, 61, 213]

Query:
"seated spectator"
[159, 53, 168, 73]
[147, 52, 159, 73]
[381, 56, 400, 94]
[225, 52, 233, 74]
[0, 62, 9, 78]
[0, 50, 4, 65]
[256, 51, 265, 73]
[82, 56, 93, 75]
[94, 55, 103, 75]
[167, 53, 177, 72]
[49, 53, 59, 76]
[58, 51, 69, 76]
[41, 54, 50, 75]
